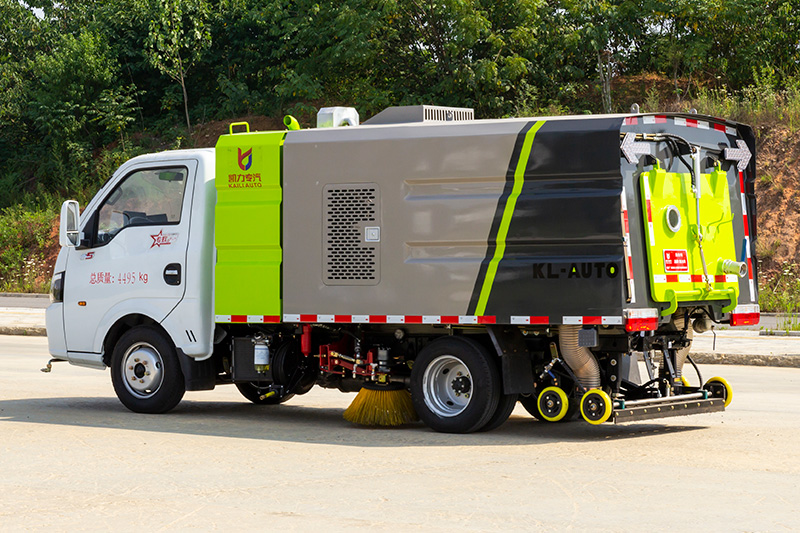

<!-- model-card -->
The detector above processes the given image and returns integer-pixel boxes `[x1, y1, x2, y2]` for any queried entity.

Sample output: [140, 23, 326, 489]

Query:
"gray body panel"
[283, 120, 525, 316]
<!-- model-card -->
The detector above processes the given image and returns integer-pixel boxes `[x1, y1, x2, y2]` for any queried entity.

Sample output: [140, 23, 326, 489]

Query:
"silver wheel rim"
[422, 354, 472, 417]
[121, 342, 164, 399]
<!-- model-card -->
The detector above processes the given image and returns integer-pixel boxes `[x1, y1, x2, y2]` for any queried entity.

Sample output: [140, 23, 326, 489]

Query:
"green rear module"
[640, 161, 739, 316]
[215, 125, 285, 320]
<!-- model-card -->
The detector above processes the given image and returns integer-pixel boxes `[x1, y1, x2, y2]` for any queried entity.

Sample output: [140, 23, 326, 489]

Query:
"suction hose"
[558, 325, 601, 389]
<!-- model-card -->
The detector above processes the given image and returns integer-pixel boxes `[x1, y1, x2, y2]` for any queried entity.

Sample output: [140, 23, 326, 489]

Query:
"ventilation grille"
[364, 105, 474, 125]
[423, 106, 474, 122]
[323, 184, 380, 285]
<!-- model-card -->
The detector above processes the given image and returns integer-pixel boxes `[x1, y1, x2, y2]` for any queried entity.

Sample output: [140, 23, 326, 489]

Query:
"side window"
[94, 167, 188, 245]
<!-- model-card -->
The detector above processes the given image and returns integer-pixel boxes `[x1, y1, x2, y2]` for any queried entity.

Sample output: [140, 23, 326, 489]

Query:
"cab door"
[63, 161, 197, 354]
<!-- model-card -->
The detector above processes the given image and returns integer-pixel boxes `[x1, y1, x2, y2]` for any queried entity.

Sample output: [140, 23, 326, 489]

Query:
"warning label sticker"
[664, 249, 689, 272]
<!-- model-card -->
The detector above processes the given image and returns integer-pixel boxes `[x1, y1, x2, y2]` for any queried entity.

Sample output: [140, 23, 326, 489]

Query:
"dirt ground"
[754, 126, 800, 274]
[2, 335, 799, 531]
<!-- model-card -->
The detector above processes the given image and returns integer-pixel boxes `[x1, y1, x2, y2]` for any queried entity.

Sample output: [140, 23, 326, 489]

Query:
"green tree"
[143, 0, 212, 132]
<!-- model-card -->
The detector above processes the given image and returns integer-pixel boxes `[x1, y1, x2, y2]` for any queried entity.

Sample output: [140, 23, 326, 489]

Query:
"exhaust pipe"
[558, 325, 601, 389]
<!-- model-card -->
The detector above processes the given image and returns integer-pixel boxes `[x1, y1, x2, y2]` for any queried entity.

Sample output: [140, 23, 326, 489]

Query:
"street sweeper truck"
[45, 104, 758, 433]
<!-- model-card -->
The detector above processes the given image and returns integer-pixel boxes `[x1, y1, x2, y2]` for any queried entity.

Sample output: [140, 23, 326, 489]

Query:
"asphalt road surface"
[0, 293, 50, 309]
[1, 335, 799, 531]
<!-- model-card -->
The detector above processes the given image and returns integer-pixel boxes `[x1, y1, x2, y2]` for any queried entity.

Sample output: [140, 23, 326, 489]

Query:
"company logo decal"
[80, 251, 95, 260]
[238, 148, 253, 171]
[150, 230, 179, 249]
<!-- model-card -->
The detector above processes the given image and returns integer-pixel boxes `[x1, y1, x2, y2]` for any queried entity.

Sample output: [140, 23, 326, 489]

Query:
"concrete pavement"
[1, 294, 799, 367]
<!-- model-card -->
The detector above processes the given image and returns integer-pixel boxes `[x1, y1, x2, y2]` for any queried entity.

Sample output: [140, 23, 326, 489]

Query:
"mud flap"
[486, 325, 535, 394]
[177, 348, 216, 391]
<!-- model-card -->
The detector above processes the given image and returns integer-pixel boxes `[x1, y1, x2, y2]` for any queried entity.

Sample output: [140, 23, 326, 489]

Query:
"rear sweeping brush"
[343, 382, 418, 427]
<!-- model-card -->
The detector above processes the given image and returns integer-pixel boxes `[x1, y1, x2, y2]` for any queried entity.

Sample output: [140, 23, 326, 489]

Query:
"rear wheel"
[110, 326, 185, 414]
[479, 392, 518, 432]
[410, 337, 500, 434]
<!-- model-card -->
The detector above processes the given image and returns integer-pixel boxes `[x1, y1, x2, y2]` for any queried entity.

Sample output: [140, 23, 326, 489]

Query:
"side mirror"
[59, 200, 80, 247]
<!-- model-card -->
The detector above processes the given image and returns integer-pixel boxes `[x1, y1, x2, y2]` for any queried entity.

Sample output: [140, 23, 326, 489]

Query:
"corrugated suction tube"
[558, 325, 601, 389]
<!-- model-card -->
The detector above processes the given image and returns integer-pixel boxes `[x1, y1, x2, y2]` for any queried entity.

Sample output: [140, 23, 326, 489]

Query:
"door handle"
[163, 263, 181, 286]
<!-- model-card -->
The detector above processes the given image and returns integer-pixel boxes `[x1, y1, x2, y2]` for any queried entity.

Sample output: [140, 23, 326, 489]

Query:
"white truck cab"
[47, 149, 217, 372]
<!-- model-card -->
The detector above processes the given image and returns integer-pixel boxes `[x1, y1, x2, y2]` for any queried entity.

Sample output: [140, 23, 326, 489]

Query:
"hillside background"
[2, 0, 800, 309]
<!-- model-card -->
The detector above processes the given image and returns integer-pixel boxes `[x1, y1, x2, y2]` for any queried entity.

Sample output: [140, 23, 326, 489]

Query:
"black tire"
[479, 392, 519, 432]
[519, 394, 542, 420]
[110, 325, 185, 414]
[410, 337, 500, 434]
[235, 382, 295, 405]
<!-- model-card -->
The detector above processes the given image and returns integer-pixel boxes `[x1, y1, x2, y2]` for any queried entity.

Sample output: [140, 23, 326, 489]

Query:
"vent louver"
[323, 184, 380, 285]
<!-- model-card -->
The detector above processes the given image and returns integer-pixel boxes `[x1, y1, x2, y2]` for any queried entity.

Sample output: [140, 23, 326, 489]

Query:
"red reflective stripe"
[264, 315, 280, 323]
[231, 315, 247, 323]
[623, 210, 629, 233]
[654, 115, 667, 123]
[743, 214, 749, 236]
[627, 256, 634, 272]
[530, 316, 549, 324]
[691, 274, 704, 282]
[686, 119, 698, 128]
[478, 316, 496, 324]
[666, 274, 679, 283]
[624, 117, 638, 125]
[369, 315, 387, 323]
[747, 257, 754, 279]
[334, 315, 351, 323]
[441, 315, 459, 324]
[405, 315, 422, 324]
[646, 200, 653, 222]
[713, 123, 726, 132]
[715, 275, 727, 283]
[739, 171, 745, 194]
[583, 316, 602, 325]
[300, 314, 316, 322]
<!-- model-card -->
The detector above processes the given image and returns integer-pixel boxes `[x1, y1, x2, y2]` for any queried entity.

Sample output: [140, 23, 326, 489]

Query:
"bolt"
[457, 371, 462, 377]
[128, 366, 133, 370]
[465, 393, 470, 399]
[610, 359, 617, 366]
[131, 376, 136, 381]
[455, 392, 461, 397]
[610, 375, 617, 382]
[142, 361, 148, 365]
[145, 372, 150, 376]
[139, 379, 144, 383]
[134, 358, 139, 362]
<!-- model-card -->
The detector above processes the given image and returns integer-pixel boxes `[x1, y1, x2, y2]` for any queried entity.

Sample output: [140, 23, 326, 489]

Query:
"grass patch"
[759, 262, 800, 331]
[0, 205, 57, 293]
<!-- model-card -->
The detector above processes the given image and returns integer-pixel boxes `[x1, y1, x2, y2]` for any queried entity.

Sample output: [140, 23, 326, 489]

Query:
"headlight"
[50, 271, 64, 303]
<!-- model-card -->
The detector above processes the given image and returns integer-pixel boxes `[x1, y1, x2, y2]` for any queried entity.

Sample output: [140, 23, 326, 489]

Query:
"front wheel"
[110, 326, 185, 414]
[410, 337, 500, 434]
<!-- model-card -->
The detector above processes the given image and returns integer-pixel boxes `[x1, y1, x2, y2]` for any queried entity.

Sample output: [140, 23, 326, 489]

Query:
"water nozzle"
[720, 259, 747, 278]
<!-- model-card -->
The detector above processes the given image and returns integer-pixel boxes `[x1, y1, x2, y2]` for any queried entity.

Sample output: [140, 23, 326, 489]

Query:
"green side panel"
[640, 165, 739, 315]
[215, 130, 285, 318]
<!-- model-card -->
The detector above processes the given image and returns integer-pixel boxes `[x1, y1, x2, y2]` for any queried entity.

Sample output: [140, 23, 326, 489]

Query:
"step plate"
[613, 398, 725, 424]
